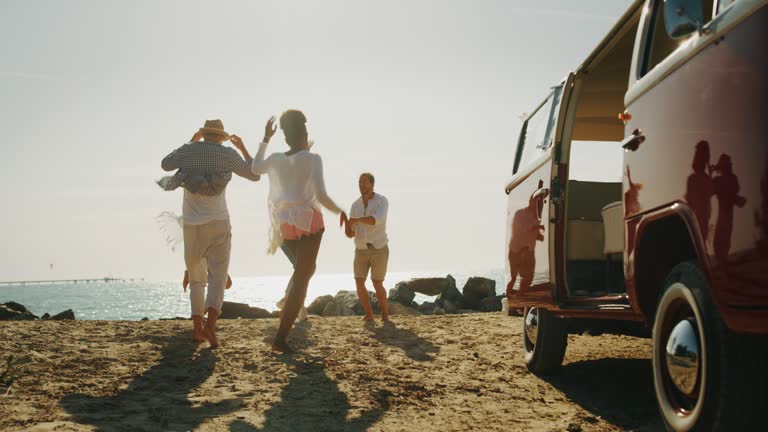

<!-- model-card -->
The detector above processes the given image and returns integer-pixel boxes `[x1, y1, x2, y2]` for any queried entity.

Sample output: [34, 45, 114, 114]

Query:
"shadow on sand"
[260, 319, 315, 353]
[60, 331, 241, 431]
[236, 320, 391, 431]
[541, 358, 663, 431]
[365, 321, 439, 362]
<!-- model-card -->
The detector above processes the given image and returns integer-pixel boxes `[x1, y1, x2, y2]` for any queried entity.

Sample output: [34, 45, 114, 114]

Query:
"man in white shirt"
[346, 172, 390, 322]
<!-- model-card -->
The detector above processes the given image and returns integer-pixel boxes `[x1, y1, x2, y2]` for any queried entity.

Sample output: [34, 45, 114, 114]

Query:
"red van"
[504, 1, 768, 430]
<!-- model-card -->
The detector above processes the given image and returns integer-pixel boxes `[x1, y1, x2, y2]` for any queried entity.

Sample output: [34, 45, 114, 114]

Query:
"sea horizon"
[0, 269, 506, 321]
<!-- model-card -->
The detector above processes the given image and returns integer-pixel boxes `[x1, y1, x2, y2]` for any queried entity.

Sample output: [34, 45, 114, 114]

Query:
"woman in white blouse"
[251, 110, 347, 353]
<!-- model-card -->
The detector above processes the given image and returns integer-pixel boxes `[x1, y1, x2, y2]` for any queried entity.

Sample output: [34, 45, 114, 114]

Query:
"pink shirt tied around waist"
[280, 208, 325, 240]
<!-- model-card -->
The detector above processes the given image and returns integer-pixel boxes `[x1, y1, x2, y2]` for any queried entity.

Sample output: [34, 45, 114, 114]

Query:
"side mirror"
[663, 0, 704, 39]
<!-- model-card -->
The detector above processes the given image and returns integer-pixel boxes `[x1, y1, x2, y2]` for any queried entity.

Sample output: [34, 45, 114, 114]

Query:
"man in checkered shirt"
[160, 119, 260, 347]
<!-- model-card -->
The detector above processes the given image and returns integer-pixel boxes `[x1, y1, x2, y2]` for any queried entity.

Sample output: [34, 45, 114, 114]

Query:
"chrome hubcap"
[525, 307, 539, 346]
[665, 318, 700, 397]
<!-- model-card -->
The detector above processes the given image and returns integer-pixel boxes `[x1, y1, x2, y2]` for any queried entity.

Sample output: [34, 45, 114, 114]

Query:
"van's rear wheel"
[653, 262, 767, 431]
[523, 307, 568, 374]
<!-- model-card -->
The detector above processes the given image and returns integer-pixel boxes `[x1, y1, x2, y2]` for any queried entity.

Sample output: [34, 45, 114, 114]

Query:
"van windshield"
[516, 85, 563, 172]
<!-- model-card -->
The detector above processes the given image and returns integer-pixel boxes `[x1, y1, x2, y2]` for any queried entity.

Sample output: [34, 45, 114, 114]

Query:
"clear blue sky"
[0, 0, 632, 281]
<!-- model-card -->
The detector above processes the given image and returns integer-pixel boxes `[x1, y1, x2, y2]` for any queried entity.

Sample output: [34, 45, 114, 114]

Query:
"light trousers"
[183, 219, 231, 317]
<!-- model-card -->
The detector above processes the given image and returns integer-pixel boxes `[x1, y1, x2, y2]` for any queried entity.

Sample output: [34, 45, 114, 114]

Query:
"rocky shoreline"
[1, 275, 506, 322]
[0, 302, 74, 321]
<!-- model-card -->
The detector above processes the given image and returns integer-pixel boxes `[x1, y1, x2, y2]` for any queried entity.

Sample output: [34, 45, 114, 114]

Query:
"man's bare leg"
[355, 278, 375, 321]
[372, 280, 389, 322]
[202, 307, 220, 348]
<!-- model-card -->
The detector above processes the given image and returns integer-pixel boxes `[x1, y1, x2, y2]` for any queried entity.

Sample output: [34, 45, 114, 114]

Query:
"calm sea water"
[0, 270, 505, 320]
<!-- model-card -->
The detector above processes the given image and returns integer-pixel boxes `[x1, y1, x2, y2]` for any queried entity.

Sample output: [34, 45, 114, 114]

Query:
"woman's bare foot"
[362, 315, 374, 322]
[271, 338, 293, 354]
[381, 314, 391, 323]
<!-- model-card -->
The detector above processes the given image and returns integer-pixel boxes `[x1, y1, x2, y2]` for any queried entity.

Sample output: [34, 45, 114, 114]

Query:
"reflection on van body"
[506, 180, 547, 298]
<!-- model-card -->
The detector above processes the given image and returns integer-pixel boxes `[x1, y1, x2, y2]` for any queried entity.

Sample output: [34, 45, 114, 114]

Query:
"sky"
[0, 0, 633, 281]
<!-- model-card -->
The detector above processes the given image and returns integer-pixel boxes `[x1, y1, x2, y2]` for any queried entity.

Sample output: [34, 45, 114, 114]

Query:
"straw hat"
[198, 119, 230, 139]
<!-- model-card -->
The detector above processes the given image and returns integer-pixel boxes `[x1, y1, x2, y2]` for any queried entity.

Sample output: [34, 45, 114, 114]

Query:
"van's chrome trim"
[504, 151, 552, 194]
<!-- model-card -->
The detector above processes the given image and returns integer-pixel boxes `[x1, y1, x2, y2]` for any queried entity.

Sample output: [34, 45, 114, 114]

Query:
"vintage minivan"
[504, 0, 767, 430]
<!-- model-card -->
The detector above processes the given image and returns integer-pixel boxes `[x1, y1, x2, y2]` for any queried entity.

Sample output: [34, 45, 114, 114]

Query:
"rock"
[397, 275, 456, 296]
[51, 309, 75, 320]
[334, 290, 359, 310]
[159, 317, 190, 320]
[433, 307, 446, 315]
[41, 313, 51, 320]
[368, 292, 381, 314]
[479, 295, 503, 312]
[270, 310, 280, 318]
[3, 302, 32, 314]
[442, 299, 458, 314]
[388, 283, 416, 306]
[417, 301, 437, 315]
[436, 281, 463, 308]
[220, 301, 251, 318]
[335, 290, 379, 315]
[307, 295, 334, 315]
[322, 300, 355, 317]
[0, 303, 37, 321]
[387, 303, 419, 316]
[462, 277, 496, 298]
[140, 317, 149, 321]
[462, 277, 496, 309]
[0, 305, 28, 320]
[220, 301, 271, 319]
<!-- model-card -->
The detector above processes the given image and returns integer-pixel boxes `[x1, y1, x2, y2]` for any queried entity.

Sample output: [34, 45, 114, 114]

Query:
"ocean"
[0, 270, 506, 321]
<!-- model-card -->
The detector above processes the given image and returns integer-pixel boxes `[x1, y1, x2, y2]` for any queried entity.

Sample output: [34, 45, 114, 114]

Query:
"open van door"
[505, 72, 576, 309]
[545, 72, 579, 306]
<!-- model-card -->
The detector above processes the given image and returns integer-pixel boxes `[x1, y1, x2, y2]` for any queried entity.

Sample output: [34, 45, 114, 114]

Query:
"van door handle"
[622, 129, 645, 151]
[532, 187, 550, 201]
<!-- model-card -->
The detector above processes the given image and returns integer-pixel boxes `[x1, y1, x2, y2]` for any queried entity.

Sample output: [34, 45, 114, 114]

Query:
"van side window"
[642, 0, 714, 76]
[514, 86, 563, 173]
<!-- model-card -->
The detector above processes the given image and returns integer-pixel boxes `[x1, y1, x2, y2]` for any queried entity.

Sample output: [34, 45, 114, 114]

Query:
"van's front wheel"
[523, 307, 568, 374]
[653, 262, 767, 431]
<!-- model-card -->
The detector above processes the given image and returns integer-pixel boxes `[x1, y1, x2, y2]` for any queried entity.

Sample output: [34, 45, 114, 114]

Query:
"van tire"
[652, 261, 768, 431]
[523, 307, 568, 374]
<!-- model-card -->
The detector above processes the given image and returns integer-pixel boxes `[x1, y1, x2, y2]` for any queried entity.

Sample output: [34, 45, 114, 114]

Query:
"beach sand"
[0, 313, 662, 431]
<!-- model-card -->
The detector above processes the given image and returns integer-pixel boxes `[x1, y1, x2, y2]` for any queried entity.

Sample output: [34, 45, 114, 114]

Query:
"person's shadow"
[229, 354, 391, 432]
[541, 358, 663, 431]
[365, 321, 439, 362]
[59, 331, 242, 431]
[260, 319, 314, 353]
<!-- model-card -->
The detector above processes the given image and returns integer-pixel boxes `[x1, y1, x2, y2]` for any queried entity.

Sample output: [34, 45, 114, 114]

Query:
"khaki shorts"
[354, 245, 389, 281]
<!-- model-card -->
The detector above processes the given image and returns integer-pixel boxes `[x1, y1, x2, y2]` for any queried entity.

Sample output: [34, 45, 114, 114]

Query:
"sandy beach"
[0, 313, 662, 431]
